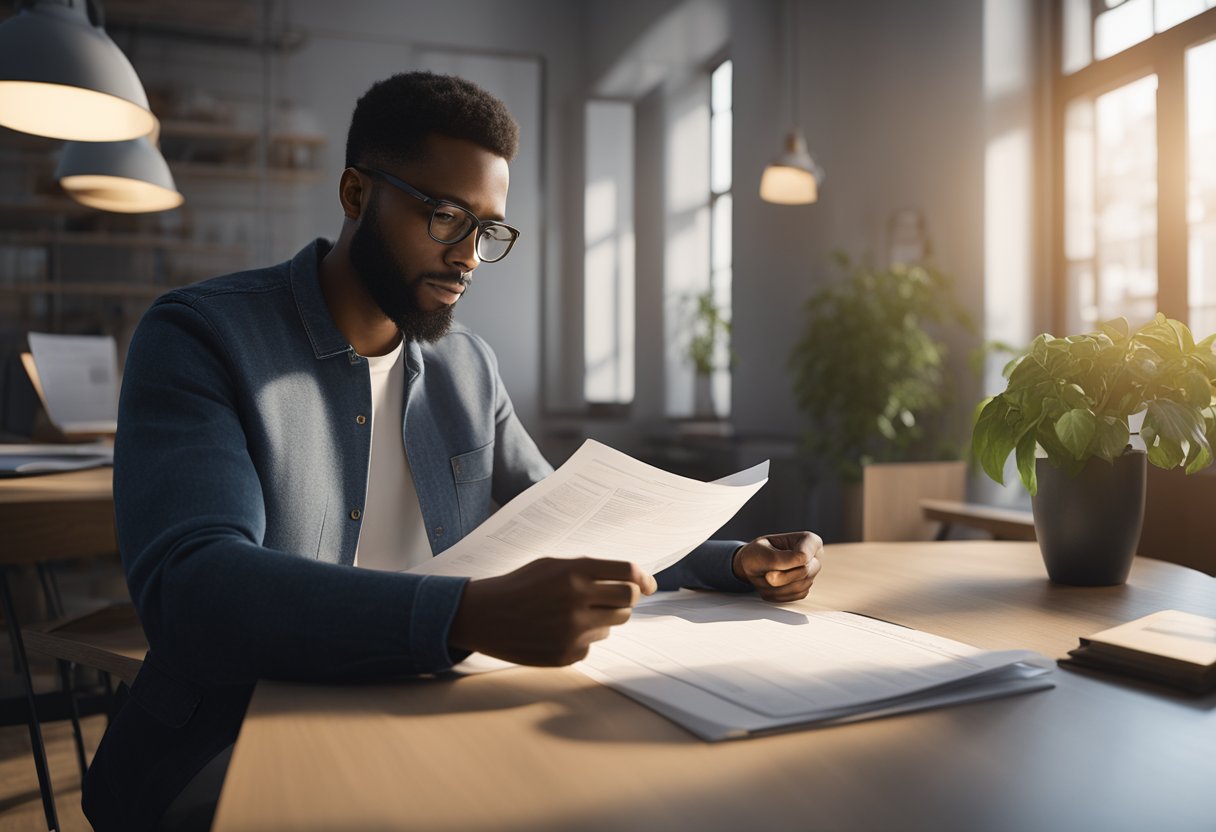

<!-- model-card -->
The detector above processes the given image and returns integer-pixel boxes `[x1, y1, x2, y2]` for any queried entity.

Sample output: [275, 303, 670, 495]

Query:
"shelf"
[169, 162, 326, 183]
[0, 232, 248, 256]
[0, 199, 95, 217]
[0, 282, 174, 299]
[159, 121, 326, 146]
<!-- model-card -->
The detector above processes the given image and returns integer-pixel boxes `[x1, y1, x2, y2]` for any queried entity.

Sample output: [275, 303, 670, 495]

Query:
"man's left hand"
[731, 531, 823, 602]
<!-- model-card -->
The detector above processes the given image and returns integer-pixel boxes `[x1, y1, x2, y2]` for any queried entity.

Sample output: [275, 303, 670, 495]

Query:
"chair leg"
[0, 567, 60, 832]
[58, 660, 88, 779]
[38, 563, 89, 778]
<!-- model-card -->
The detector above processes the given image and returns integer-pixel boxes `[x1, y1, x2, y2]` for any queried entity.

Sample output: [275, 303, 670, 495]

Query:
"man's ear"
[339, 168, 366, 220]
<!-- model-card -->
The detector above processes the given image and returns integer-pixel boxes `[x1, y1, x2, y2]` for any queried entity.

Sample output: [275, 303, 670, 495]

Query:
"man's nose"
[445, 230, 480, 272]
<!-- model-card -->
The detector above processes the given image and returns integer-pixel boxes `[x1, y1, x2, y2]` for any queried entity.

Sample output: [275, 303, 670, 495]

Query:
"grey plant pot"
[1031, 451, 1147, 586]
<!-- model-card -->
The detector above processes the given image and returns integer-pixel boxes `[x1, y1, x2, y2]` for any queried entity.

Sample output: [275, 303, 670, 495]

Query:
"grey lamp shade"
[57, 136, 183, 213]
[0, 0, 156, 141]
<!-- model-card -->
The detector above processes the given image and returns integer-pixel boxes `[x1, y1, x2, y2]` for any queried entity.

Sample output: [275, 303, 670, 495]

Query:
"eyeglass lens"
[428, 206, 514, 262]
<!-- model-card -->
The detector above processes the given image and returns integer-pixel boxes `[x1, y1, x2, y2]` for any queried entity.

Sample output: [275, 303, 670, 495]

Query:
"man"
[83, 72, 822, 831]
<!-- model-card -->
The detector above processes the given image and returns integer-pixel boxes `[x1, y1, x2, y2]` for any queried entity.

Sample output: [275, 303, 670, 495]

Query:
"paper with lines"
[407, 439, 767, 579]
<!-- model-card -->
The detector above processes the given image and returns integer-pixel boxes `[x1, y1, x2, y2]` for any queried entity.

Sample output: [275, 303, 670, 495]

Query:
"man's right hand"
[447, 557, 657, 666]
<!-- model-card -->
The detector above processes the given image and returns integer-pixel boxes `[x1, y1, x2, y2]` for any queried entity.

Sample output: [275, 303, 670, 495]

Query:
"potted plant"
[787, 253, 973, 541]
[788, 252, 972, 482]
[685, 289, 734, 419]
[972, 314, 1216, 585]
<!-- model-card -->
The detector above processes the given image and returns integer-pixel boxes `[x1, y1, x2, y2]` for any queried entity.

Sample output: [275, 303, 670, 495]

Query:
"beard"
[348, 197, 465, 343]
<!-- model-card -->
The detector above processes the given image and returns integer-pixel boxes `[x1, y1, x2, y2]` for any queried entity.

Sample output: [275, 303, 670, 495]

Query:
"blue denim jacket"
[84, 239, 747, 830]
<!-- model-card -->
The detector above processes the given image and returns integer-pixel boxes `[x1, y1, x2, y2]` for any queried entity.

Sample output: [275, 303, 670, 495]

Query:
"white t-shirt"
[353, 341, 433, 571]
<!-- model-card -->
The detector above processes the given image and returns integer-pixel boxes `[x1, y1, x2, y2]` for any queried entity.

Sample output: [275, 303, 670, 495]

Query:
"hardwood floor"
[0, 713, 105, 832]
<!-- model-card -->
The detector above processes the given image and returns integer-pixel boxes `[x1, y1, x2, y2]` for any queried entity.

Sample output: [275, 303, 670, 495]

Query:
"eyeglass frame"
[353, 164, 520, 263]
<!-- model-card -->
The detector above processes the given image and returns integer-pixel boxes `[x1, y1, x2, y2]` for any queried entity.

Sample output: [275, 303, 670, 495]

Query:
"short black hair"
[345, 71, 519, 169]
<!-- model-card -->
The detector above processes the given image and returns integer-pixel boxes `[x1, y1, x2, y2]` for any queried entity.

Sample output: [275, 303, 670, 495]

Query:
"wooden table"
[213, 541, 1216, 832]
[0, 466, 116, 832]
[0, 466, 116, 565]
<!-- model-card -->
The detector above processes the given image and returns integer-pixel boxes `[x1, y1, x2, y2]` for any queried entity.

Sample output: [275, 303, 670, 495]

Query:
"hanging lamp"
[56, 130, 182, 213]
[0, 0, 157, 142]
[759, 0, 823, 205]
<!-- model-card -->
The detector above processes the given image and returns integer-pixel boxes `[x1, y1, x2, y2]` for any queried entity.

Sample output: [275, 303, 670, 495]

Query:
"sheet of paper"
[408, 439, 768, 579]
[0, 441, 114, 476]
[575, 591, 1053, 740]
[27, 333, 119, 434]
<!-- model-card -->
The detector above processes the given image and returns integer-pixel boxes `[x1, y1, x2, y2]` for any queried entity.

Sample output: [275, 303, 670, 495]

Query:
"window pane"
[1065, 77, 1159, 332]
[711, 60, 732, 114]
[583, 101, 635, 404]
[1155, 0, 1210, 32]
[1095, 74, 1158, 326]
[1094, 0, 1153, 60]
[1188, 40, 1216, 336]
[712, 194, 732, 272]
[711, 111, 732, 194]
[1062, 0, 1092, 74]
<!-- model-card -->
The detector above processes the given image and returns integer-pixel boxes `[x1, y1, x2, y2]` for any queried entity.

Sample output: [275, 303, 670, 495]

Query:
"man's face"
[348, 134, 511, 343]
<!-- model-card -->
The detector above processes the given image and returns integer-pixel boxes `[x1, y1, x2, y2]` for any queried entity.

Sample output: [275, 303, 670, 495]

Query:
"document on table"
[408, 439, 768, 579]
[0, 441, 113, 476]
[575, 591, 1055, 741]
[27, 333, 119, 434]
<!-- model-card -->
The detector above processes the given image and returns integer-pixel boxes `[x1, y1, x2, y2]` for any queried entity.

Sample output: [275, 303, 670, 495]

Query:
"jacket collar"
[290, 238, 361, 360]
[289, 238, 426, 377]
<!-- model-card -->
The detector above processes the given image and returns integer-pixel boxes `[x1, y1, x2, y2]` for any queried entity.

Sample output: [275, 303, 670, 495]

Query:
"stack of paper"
[1061, 610, 1216, 693]
[0, 441, 113, 477]
[576, 591, 1055, 740]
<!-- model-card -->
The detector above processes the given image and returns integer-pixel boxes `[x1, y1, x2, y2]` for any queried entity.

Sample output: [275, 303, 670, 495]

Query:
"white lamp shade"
[57, 136, 183, 213]
[0, 0, 156, 141]
[759, 129, 823, 205]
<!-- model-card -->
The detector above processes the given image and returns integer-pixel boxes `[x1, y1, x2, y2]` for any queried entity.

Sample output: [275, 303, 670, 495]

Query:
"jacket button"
[434, 526, 444, 536]
[356, 414, 367, 425]
[350, 509, 362, 520]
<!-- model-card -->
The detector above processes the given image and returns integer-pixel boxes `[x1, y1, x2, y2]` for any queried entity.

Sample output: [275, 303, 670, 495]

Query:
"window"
[1056, 5, 1216, 335]
[708, 58, 733, 417]
[583, 101, 635, 405]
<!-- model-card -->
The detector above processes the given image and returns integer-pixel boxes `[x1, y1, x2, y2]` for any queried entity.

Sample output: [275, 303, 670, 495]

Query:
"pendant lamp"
[0, 0, 157, 142]
[56, 132, 183, 213]
[759, 0, 823, 205]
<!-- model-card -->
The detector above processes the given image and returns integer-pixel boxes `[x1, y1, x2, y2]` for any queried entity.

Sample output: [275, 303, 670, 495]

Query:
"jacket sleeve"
[655, 540, 754, 592]
[115, 299, 467, 686]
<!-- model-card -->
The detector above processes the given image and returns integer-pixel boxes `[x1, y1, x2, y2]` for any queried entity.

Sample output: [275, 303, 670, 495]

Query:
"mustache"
[420, 271, 472, 288]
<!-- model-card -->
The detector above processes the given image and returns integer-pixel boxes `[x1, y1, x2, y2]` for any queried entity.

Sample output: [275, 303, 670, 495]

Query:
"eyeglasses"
[355, 165, 520, 263]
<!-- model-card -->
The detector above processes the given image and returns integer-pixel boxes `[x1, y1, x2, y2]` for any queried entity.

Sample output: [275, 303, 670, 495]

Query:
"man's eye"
[434, 211, 459, 224]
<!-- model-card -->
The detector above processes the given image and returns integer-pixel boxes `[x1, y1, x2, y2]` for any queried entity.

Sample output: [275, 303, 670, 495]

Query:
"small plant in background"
[685, 290, 735, 376]
[972, 314, 1216, 495]
[787, 252, 973, 482]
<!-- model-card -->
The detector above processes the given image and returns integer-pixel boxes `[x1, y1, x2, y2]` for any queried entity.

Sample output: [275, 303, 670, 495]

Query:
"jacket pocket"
[452, 441, 494, 535]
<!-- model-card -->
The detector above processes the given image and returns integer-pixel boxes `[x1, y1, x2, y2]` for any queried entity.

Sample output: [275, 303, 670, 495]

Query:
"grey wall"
[731, 0, 988, 442]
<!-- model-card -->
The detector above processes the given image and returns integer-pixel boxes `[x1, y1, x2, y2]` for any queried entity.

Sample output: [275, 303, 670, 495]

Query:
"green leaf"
[1015, 428, 1038, 496]
[1093, 417, 1130, 462]
[1055, 408, 1097, 459]
[1145, 399, 1206, 446]
[1179, 368, 1213, 405]
[1147, 435, 1185, 469]
[973, 397, 1015, 485]
[1099, 318, 1129, 342]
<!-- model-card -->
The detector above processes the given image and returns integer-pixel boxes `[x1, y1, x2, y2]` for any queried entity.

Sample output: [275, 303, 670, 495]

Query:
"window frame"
[1051, 4, 1216, 332]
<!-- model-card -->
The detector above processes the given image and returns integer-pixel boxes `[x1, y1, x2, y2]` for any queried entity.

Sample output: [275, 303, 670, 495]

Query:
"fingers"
[572, 557, 657, 595]
[587, 579, 641, 609]
[762, 554, 824, 587]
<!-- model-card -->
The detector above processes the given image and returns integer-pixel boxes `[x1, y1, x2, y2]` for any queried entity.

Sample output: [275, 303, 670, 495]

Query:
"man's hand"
[731, 531, 823, 602]
[447, 557, 657, 666]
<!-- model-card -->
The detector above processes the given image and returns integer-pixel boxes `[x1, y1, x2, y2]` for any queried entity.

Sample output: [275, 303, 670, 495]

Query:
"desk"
[0, 466, 116, 565]
[213, 541, 1216, 832]
[0, 466, 116, 831]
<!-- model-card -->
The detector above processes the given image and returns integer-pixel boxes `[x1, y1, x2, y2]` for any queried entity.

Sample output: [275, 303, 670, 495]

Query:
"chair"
[862, 461, 967, 541]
